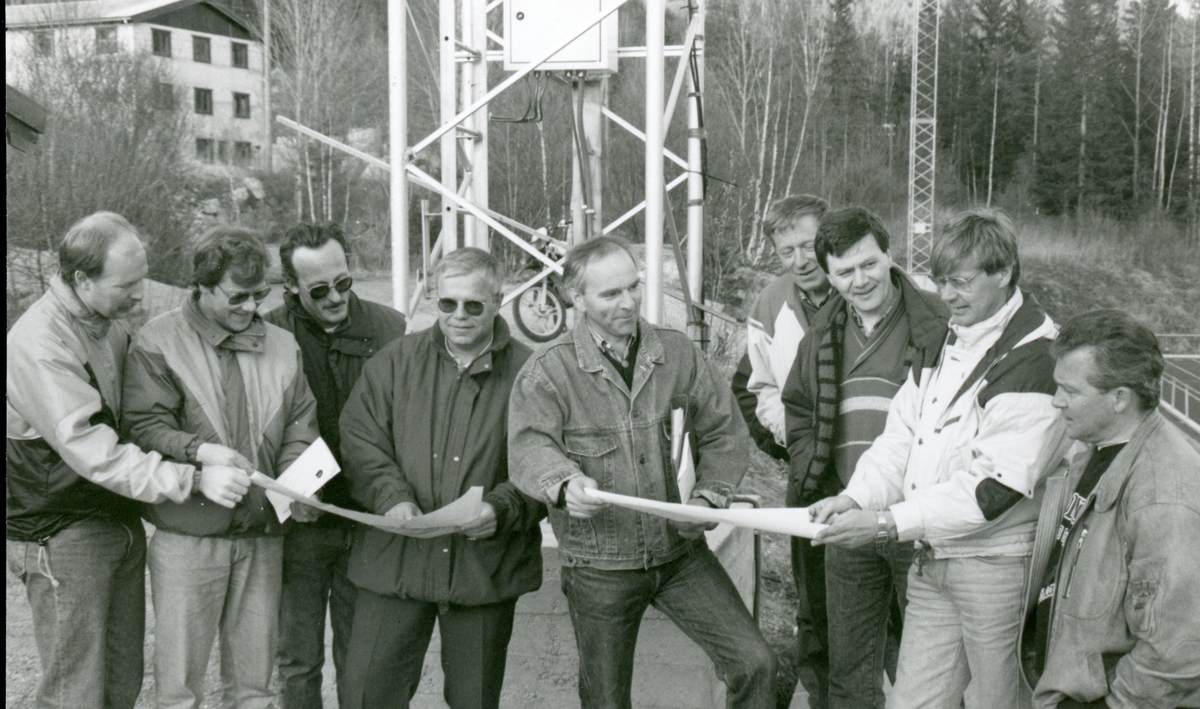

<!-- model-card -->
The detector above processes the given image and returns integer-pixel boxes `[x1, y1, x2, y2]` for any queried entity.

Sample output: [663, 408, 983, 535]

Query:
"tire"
[512, 283, 568, 342]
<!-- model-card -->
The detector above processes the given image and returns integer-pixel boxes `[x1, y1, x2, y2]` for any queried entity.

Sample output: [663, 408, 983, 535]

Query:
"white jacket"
[745, 275, 820, 446]
[843, 289, 1069, 558]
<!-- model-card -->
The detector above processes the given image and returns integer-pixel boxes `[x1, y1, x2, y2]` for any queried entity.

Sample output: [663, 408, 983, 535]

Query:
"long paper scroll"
[584, 489, 829, 539]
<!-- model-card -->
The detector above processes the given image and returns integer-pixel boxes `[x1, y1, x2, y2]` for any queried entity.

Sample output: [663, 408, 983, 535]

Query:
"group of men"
[5, 203, 1198, 709]
[735, 197, 1200, 709]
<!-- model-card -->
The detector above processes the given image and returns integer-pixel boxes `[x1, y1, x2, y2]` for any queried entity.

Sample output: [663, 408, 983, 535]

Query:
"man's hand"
[674, 497, 718, 540]
[290, 501, 322, 523]
[198, 464, 251, 509]
[564, 477, 606, 519]
[460, 503, 498, 540]
[808, 494, 860, 524]
[813, 509, 878, 548]
[384, 501, 422, 522]
[197, 442, 255, 473]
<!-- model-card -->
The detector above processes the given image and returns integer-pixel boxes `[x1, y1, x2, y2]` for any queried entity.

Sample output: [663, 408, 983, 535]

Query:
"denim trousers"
[340, 589, 517, 709]
[278, 524, 357, 709]
[560, 543, 776, 709]
[891, 555, 1032, 709]
[824, 541, 912, 709]
[791, 536, 829, 709]
[6, 517, 147, 709]
[147, 530, 284, 709]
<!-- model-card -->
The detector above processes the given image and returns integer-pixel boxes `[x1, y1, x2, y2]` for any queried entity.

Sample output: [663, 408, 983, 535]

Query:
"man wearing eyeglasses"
[781, 207, 948, 709]
[338, 247, 545, 709]
[122, 226, 319, 709]
[808, 210, 1067, 709]
[263, 222, 407, 709]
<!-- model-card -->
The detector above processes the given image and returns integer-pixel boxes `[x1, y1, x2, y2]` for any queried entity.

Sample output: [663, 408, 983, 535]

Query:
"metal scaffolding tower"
[906, 0, 939, 276]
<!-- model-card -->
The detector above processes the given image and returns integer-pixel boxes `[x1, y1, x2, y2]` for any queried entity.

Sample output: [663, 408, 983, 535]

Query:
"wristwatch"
[192, 465, 204, 496]
[875, 511, 891, 546]
[554, 481, 569, 510]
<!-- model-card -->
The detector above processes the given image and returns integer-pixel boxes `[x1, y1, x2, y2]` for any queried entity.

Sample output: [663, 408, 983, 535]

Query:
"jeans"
[891, 555, 1031, 709]
[278, 524, 357, 709]
[6, 518, 146, 709]
[340, 589, 517, 709]
[791, 537, 829, 709]
[560, 543, 776, 709]
[824, 541, 912, 709]
[148, 530, 284, 709]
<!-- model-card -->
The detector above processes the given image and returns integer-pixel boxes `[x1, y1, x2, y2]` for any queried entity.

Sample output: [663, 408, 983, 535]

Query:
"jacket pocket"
[563, 431, 620, 489]
[1125, 557, 1164, 636]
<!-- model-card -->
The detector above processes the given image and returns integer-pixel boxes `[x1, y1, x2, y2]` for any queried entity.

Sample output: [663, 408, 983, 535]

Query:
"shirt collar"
[50, 275, 111, 339]
[184, 295, 267, 353]
[586, 318, 638, 368]
[949, 288, 1024, 350]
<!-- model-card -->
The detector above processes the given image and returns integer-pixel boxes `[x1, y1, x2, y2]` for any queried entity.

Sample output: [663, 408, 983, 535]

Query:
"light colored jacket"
[509, 319, 749, 570]
[745, 275, 817, 446]
[1019, 412, 1200, 709]
[6, 276, 195, 542]
[843, 289, 1068, 557]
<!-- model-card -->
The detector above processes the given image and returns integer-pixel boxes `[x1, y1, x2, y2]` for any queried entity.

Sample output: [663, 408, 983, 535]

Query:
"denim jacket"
[509, 319, 750, 570]
[1019, 412, 1200, 709]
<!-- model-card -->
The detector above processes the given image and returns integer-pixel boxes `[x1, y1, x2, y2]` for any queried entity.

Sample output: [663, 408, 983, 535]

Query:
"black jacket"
[264, 291, 407, 526]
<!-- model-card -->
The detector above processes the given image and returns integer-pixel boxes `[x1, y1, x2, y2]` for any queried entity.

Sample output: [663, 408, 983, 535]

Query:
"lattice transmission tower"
[907, 0, 940, 275]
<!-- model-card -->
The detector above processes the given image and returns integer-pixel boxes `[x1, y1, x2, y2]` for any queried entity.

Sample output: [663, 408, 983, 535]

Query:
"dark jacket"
[123, 300, 319, 537]
[1019, 412, 1200, 709]
[339, 318, 545, 605]
[782, 269, 948, 506]
[264, 291, 407, 525]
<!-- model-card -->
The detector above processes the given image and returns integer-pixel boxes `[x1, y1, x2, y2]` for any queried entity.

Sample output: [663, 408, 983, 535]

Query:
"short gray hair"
[763, 194, 829, 242]
[59, 212, 140, 286]
[932, 209, 1021, 289]
[562, 235, 640, 295]
[1051, 309, 1163, 411]
[433, 247, 504, 294]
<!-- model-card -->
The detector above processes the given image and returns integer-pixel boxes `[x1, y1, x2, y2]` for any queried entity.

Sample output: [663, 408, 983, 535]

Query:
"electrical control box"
[504, 0, 619, 74]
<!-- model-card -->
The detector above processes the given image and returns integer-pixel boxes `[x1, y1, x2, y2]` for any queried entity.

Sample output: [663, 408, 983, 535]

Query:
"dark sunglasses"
[437, 298, 488, 316]
[307, 276, 353, 301]
[215, 282, 271, 306]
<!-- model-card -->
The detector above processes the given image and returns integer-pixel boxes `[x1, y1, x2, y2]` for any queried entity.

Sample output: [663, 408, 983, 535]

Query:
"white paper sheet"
[252, 473, 485, 538]
[584, 489, 829, 539]
[677, 436, 696, 501]
[266, 438, 341, 523]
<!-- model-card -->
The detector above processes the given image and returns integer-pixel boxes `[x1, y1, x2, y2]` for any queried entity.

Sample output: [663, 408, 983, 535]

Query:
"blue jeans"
[341, 589, 517, 709]
[824, 542, 912, 709]
[6, 517, 147, 709]
[891, 555, 1031, 709]
[560, 543, 776, 709]
[147, 530, 284, 709]
[278, 524, 357, 709]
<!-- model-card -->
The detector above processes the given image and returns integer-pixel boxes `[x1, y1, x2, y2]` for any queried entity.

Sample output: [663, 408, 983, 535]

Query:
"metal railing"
[1162, 355, 1200, 435]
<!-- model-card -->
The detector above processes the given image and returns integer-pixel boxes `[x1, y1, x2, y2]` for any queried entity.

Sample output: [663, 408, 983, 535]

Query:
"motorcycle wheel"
[512, 283, 568, 343]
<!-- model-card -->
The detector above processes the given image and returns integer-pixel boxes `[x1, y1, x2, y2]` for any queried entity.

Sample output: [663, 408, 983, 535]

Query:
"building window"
[231, 42, 248, 69]
[233, 142, 253, 167]
[95, 27, 118, 54]
[34, 32, 54, 57]
[233, 93, 251, 119]
[192, 35, 211, 63]
[194, 88, 213, 115]
[152, 29, 171, 57]
[153, 81, 175, 110]
[196, 138, 215, 163]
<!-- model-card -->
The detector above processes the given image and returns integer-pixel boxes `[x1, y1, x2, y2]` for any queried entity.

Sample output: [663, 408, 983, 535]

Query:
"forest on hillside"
[7, 0, 1199, 301]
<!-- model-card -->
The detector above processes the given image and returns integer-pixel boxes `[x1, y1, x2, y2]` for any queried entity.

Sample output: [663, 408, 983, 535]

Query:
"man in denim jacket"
[509, 236, 776, 708]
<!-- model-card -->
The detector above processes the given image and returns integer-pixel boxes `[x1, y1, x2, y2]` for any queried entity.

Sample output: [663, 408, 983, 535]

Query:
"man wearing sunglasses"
[263, 222, 407, 709]
[123, 226, 319, 709]
[808, 210, 1068, 709]
[339, 247, 545, 709]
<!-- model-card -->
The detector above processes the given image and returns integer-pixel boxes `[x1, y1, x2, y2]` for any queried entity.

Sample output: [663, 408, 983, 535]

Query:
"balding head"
[59, 212, 148, 319]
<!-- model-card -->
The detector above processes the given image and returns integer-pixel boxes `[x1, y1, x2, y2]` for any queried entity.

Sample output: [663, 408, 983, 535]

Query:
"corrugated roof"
[5, 0, 246, 33]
